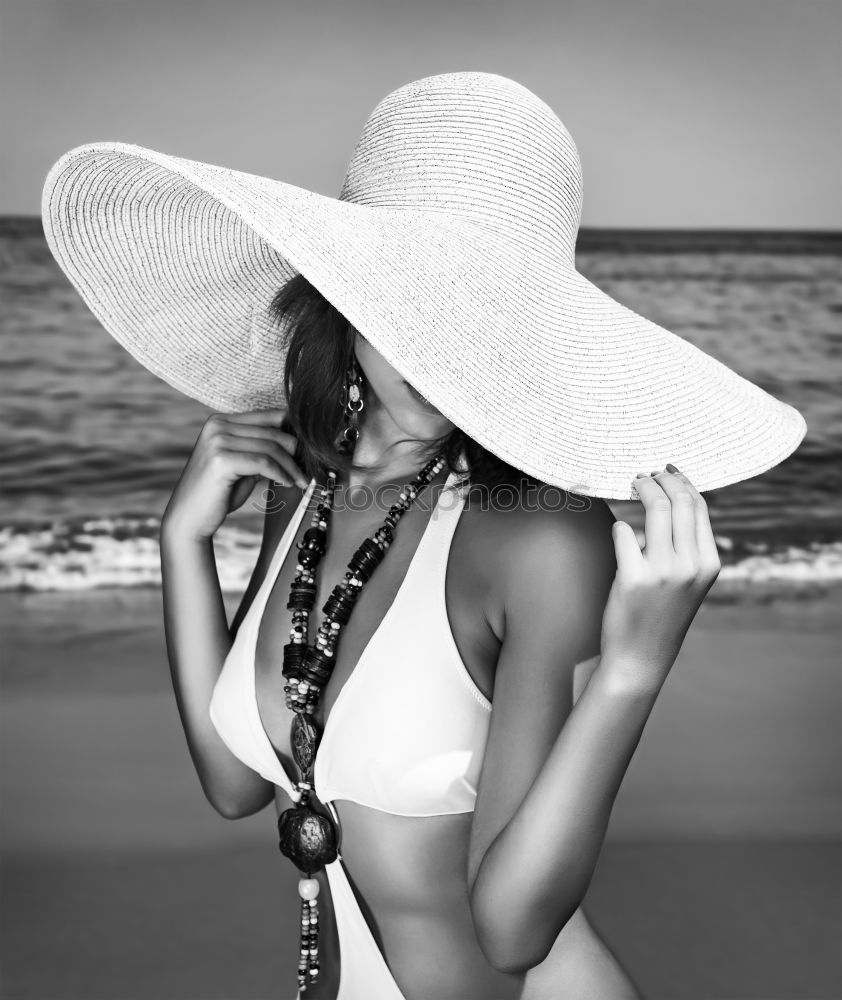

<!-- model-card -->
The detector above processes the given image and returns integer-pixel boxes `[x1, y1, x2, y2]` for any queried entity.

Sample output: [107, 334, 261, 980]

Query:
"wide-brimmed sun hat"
[41, 70, 806, 500]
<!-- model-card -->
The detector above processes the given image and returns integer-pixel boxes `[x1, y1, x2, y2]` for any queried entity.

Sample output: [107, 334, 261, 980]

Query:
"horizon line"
[1, 214, 840, 236]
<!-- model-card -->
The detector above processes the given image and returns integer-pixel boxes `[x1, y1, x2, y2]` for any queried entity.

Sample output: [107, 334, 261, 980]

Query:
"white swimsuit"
[209, 468, 492, 998]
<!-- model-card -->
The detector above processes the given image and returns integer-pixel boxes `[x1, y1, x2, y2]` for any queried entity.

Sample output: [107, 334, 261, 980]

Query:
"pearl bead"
[298, 878, 320, 901]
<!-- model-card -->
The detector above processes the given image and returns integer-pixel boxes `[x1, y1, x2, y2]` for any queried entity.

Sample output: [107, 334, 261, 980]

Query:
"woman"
[42, 72, 805, 1000]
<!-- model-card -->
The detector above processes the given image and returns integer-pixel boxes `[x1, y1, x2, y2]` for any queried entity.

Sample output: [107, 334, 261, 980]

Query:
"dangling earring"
[339, 359, 364, 451]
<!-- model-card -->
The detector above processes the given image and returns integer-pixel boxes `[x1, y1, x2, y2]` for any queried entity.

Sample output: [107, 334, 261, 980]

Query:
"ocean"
[2, 217, 840, 597]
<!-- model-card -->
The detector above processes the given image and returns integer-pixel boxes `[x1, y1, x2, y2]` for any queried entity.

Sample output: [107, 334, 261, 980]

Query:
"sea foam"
[2, 519, 841, 599]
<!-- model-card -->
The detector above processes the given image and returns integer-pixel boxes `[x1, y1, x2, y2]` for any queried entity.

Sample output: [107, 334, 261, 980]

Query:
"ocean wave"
[713, 542, 842, 595]
[2, 519, 842, 598]
[0, 518, 261, 594]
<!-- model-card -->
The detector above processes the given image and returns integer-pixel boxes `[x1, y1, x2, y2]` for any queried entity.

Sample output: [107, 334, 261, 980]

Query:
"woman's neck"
[343, 394, 443, 491]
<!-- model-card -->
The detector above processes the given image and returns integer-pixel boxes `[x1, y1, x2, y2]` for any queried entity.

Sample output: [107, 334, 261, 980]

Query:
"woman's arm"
[160, 523, 275, 819]
[467, 468, 721, 974]
[160, 409, 307, 819]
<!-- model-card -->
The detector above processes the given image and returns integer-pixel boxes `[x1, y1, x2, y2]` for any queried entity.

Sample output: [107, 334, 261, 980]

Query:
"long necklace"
[277, 451, 446, 992]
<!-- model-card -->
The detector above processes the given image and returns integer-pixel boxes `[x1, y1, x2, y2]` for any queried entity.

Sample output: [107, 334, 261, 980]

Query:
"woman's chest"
[253, 496, 500, 791]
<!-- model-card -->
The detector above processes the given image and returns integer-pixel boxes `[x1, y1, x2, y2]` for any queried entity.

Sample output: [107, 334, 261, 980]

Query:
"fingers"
[663, 464, 721, 574]
[612, 520, 644, 577]
[203, 412, 296, 452]
[632, 474, 674, 564]
[201, 410, 307, 489]
[216, 408, 289, 426]
[651, 469, 697, 558]
[216, 434, 308, 488]
[214, 448, 290, 486]
[633, 465, 721, 582]
[219, 421, 299, 454]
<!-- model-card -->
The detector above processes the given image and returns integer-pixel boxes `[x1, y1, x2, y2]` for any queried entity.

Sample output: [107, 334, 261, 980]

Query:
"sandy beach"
[2, 589, 840, 999]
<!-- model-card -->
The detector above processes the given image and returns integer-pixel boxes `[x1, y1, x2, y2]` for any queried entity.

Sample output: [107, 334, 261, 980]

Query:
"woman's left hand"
[599, 464, 722, 692]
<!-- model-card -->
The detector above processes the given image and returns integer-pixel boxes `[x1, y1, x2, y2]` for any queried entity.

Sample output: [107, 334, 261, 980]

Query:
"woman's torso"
[229, 467, 640, 999]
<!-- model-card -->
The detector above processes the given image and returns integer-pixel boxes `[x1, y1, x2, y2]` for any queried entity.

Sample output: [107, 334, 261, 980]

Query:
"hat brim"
[42, 142, 806, 500]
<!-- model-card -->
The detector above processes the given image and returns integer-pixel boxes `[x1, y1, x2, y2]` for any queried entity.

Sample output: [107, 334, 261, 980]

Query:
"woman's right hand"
[161, 408, 308, 542]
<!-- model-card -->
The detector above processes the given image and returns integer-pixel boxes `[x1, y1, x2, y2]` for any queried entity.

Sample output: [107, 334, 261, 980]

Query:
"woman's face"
[354, 331, 454, 441]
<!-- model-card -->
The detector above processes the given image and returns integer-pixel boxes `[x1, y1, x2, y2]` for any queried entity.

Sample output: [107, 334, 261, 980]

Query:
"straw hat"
[41, 71, 806, 500]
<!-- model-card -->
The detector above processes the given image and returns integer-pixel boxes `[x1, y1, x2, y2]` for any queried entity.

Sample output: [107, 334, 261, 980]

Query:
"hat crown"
[338, 72, 583, 259]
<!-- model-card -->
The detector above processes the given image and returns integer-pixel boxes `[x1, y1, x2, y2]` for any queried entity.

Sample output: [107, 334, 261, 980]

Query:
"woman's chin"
[391, 404, 452, 443]
[401, 381, 445, 416]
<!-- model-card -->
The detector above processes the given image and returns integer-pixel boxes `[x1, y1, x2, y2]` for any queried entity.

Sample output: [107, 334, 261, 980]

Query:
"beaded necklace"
[277, 451, 447, 992]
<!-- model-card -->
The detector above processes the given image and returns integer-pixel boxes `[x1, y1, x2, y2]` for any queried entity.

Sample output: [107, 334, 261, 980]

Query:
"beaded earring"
[338, 360, 364, 450]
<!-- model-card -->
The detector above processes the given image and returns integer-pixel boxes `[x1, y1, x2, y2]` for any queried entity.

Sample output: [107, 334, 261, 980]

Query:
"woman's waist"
[333, 798, 475, 909]
[272, 788, 475, 903]
[270, 793, 638, 1000]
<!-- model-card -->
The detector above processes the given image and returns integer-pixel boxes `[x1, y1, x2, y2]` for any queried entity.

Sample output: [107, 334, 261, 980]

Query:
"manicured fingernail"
[665, 463, 680, 473]
[634, 472, 648, 479]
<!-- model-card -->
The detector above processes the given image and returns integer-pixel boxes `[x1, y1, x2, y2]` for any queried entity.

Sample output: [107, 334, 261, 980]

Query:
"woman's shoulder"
[461, 479, 617, 569]
[458, 480, 617, 632]
[474, 483, 617, 670]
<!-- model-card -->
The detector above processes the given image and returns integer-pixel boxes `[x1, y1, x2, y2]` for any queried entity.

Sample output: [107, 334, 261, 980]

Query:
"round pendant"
[277, 804, 338, 874]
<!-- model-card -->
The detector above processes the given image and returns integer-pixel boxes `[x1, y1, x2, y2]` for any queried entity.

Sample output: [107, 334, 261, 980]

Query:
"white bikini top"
[209, 468, 492, 817]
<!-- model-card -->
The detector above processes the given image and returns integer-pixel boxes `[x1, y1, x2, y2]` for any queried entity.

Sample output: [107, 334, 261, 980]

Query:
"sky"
[2, 0, 840, 228]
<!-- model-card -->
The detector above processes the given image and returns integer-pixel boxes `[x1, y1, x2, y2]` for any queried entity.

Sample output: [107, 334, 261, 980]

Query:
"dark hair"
[270, 273, 540, 492]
